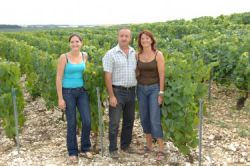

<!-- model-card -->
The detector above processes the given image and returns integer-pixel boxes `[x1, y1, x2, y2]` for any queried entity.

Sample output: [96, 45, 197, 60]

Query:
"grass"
[215, 121, 229, 129]
[237, 128, 250, 138]
[242, 101, 250, 113]
[235, 123, 250, 138]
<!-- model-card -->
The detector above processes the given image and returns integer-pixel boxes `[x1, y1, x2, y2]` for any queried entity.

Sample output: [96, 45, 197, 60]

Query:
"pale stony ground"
[0, 82, 249, 166]
[201, 84, 249, 165]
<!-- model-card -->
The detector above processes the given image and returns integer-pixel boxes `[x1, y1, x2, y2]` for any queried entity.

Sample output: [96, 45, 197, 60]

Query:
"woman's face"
[69, 36, 82, 51]
[140, 34, 152, 49]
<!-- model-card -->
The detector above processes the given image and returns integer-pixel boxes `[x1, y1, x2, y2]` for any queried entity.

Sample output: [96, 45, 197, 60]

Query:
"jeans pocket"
[62, 93, 72, 102]
[62, 88, 71, 94]
[112, 88, 122, 105]
[80, 87, 86, 93]
[150, 84, 160, 93]
[113, 87, 118, 97]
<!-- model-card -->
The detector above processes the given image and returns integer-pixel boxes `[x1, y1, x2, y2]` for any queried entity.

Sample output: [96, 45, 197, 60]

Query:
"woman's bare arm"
[156, 51, 165, 92]
[56, 54, 67, 101]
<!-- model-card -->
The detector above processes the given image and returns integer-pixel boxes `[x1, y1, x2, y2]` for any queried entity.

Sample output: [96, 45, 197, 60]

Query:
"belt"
[112, 85, 135, 90]
[62, 87, 85, 90]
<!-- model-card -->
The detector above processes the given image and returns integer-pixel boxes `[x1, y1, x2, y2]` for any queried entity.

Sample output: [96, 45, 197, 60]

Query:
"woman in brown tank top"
[136, 30, 165, 161]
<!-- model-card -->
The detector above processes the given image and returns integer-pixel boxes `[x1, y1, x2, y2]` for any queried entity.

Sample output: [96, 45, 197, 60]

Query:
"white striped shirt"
[102, 44, 137, 87]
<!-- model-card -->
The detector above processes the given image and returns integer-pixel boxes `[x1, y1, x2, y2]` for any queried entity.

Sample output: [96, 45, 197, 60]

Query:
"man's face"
[118, 29, 131, 47]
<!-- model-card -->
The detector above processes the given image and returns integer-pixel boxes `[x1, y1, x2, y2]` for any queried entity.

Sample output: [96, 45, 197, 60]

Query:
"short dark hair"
[69, 33, 83, 42]
[118, 27, 132, 36]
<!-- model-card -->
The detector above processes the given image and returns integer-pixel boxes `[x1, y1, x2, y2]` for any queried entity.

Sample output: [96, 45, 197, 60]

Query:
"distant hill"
[0, 12, 249, 32]
[0, 25, 22, 29]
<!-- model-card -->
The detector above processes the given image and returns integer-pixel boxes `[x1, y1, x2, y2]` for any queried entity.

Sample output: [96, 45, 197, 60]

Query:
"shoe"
[110, 151, 119, 159]
[121, 146, 137, 154]
[67, 156, 78, 164]
[80, 151, 93, 159]
[137, 146, 152, 155]
[156, 151, 165, 161]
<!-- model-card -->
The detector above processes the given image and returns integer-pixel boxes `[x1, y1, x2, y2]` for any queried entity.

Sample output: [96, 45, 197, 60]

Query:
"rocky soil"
[0, 82, 249, 165]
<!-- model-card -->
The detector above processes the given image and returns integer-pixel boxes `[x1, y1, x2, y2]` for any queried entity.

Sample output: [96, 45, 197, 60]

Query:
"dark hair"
[138, 30, 156, 54]
[69, 33, 83, 42]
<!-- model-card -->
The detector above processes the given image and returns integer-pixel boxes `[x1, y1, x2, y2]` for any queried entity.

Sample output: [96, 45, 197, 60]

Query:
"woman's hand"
[58, 98, 66, 110]
[158, 95, 164, 105]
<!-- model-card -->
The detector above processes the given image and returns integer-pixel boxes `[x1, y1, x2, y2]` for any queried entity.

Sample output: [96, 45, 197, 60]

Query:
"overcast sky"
[0, 0, 249, 25]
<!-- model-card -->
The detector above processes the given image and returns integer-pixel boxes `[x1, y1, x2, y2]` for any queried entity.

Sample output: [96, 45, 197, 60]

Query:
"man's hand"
[109, 95, 118, 107]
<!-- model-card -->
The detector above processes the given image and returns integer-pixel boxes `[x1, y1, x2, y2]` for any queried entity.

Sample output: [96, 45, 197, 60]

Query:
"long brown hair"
[137, 30, 156, 54]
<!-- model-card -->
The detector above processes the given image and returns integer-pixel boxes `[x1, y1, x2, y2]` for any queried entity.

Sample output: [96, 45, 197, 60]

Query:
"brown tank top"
[136, 51, 159, 85]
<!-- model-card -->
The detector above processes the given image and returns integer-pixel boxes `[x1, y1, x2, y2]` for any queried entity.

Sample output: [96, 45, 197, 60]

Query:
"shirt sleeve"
[102, 51, 113, 73]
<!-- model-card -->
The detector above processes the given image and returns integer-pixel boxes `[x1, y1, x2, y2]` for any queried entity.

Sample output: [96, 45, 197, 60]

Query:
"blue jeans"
[109, 86, 136, 152]
[62, 87, 91, 156]
[137, 83, 163, 138]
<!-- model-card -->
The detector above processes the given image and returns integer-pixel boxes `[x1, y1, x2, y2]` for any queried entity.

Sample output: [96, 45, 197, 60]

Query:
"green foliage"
[162, 52, 209, 155]
[233, 52, 250, 91]
[0, 59, 25, 140]
[84, 47, 106, 133]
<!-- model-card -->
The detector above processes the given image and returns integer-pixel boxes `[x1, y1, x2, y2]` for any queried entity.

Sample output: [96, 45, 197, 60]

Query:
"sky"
[0, 0, 249, 25]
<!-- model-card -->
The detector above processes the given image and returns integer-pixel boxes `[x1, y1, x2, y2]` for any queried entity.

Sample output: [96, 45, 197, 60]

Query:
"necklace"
[141, 52, 155, 62]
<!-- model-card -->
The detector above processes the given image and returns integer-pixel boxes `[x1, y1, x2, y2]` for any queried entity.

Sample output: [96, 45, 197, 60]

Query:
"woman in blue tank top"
[56, 34, 93, 163]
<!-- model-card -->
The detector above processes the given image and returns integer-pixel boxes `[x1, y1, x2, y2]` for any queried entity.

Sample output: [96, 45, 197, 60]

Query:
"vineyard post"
[0, 96, 5, 123]
[96, 87, 104, 156]
[11, 88, 20, 155]
[208, 67, 213, 101]
[198, 99, 203, 166]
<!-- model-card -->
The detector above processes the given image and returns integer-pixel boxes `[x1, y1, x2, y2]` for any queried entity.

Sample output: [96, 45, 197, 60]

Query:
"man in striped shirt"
[102, 28, 137, 159]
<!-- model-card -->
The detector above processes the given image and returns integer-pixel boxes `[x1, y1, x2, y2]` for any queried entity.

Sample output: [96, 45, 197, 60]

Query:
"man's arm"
[102, 52, 117, 107]
[104, 72, 115, 98]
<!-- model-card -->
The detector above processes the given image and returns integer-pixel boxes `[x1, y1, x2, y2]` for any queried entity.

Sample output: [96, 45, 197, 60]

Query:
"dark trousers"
[62, 87, 91, 156]
[109, 86, 136, 152]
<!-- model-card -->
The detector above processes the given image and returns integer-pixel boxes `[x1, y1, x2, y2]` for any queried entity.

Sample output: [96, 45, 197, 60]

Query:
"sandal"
[137, 146, 152, 155]
[67, 156, 78, 164]
[156, 151, 165, 161]
[80, 151, 93, 159]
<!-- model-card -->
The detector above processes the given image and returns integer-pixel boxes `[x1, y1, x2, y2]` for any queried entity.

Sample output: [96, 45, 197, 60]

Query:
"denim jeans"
[137, 83, 163, 138]
[62, 87, 91, 156]
[109, 86, 136, 152]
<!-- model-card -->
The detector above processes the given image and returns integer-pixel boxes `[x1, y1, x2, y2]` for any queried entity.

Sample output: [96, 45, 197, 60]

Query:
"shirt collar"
[115, 44, 135, 54]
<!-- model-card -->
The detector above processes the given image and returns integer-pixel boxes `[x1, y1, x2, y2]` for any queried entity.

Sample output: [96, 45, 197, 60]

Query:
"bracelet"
[158, 91, 164, 96]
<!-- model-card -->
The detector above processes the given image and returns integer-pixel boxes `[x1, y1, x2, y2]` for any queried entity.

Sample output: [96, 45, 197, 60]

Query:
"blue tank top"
[62, 53, 86, 88]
